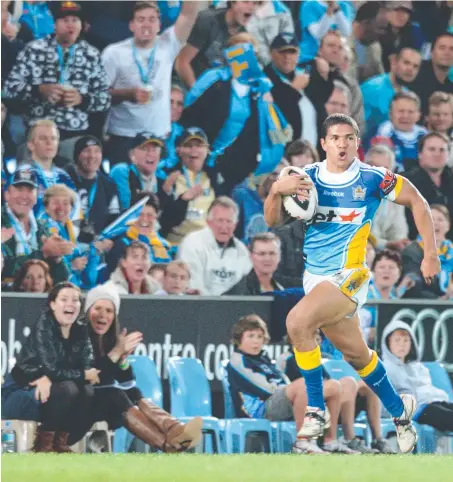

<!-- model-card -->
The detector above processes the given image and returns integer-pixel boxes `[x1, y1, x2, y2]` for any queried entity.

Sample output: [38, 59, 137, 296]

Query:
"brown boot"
[137, 399, 203, 452]
[54, 432, 74, 453]
[32, 428, 56, 453]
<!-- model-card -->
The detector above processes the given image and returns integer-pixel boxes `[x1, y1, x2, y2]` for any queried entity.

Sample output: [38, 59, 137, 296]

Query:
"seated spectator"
[402, 204, 453, 299]
[410, 32, 453, 117]
[165, 85, 185, 162]
[376, 91, 427, 172]
[148, 262, 166, 286]
[246, 0, 294, 67]
[273, 220, 305, 281]
[178, 196, 251, 295]
[365, 250, 416, 345]
[176, 1, 257, 88]
[1, 282, 96, 453]
[12, 259, 53, 293]
[266, 32, 335, 148]
[361, 47, 421, 144]
[232, 173, 276, 244]
[154, 260, 195, 296]
[181, 33, 292, 194]
[378, 1, 425, 72]
[3, 1, 110, 141]
[18, 1, 55, 42]
[298, 0, 354, 63]
[104, 240, 160, 295]
[325, 80, 350, 116]
[21, 120, 79, 218]
[225, 232, 302, 295]
[425, 92, 453, 167]
[109, 133, 187, 234]
[278, 341, 395, 454]
[382, 320, 453, 438]
[161, 128, 216, 245]
[404, 132, 453, 240]
[226, 314, 347, 454]
[66, 136, 120, 237]
[347, 2, 388, 83]
[285, 139, 319, 168]
[106, 193, 173, 278]
[317, 29, 366, 135]
[102, 1, 200, 164]
[365, 145, 410, 251]
[2, 168, 71, 285]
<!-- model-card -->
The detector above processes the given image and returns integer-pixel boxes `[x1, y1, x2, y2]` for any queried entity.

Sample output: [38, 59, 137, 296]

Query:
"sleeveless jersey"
[303, 158, 403, 276]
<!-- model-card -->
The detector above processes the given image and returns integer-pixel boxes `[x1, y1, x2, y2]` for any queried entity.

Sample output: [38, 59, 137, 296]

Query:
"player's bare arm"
[394, 177, 441, 284]
[264, 175, 312, 227]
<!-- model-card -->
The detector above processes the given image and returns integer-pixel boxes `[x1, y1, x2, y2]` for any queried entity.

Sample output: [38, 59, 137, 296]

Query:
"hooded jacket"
[381, 320, 449, 406]
[104, 266, 160, 295]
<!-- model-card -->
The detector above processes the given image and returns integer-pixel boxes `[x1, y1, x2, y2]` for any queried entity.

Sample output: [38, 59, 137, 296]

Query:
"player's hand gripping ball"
[278, 166, 318, 221]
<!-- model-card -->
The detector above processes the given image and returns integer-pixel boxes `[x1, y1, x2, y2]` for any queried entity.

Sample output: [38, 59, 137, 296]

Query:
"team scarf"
[185, 43, 292, 176]
[124, 225, 173, 263]
[6, 205, 38, 257]
[417, 236, 453, 294]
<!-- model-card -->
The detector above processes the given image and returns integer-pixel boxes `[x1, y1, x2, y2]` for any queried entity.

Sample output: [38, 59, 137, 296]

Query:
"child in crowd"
[226, 314, 349, 455]
[382, 321, 453, 441]
[376, 91, 427, 172]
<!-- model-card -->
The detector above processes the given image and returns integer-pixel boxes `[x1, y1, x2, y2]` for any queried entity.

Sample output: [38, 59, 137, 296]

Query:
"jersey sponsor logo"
[311, 205, 366, 225]
[352, 185, 367, 201]
[322, 190, 345, 197]
[379, 170, 397, 195]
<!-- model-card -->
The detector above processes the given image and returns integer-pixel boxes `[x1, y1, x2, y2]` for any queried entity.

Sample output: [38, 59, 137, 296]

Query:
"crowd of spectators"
[2, 1, 453, 320]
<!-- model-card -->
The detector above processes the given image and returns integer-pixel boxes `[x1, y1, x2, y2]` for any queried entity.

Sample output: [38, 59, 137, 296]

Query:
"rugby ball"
[278, 166, 318, 221]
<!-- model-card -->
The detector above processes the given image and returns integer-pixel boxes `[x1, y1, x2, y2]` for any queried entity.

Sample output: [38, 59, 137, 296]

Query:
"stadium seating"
[113, 355, 163, 453]
[219, 360, 275, 453]
[414, 362, 453, 454]
[167, 356, 223, 453]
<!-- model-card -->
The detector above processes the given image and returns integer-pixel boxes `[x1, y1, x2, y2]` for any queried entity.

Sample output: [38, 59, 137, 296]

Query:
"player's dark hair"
[321, 114, 359, 139]
[390, 90, 421, 110]
[418, 131, 450, 153]
[371, 249, 402, 272]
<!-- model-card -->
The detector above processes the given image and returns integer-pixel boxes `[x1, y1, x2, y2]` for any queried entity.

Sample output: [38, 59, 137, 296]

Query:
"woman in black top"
[2, 282, 98, 452]
[68, 284, 202, 452]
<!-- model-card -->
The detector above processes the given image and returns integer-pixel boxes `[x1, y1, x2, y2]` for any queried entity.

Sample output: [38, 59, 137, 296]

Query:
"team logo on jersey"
[379, 170, 397, 195]
[352, 185, 367, 201]
[311, 206, 366, 225]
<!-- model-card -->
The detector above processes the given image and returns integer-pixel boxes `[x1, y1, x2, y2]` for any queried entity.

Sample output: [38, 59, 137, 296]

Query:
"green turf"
[2, 454, 453, 482]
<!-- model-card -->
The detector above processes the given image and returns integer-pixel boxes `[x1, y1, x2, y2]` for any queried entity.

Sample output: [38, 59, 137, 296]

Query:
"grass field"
[2, 454, 453, 482]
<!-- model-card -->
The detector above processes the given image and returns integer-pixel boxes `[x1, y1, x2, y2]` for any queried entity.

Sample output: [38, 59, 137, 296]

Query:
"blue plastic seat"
[167, 357, 222, 453]
[219, 360, 274, 453]
[113, 356, 163, 453]
[414, 362, 453, 454]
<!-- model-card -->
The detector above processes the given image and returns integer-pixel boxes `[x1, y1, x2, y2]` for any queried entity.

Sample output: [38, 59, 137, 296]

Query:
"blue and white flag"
[97, 196, 149, 241]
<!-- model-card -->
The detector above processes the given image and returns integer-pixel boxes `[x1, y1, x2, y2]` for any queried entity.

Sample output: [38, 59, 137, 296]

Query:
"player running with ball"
[264, 114, 441, 454]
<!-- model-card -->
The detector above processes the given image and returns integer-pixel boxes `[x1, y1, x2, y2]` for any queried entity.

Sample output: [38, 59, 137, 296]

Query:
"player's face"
[320, 124, 359, 170]
[419, 136, 449, 172]
[373, 257, 401, 290]
[426, 103, 453, 134]
[251, 240, 281, 277]
[238, 329, 265, 355]
[388, 329, 412, 360]
[390, 98, 420, 132]
[431, 208, 450, 241]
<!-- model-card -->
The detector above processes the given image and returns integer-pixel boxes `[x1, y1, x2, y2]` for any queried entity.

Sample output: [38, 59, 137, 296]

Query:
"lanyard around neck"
[56, 44, 75, 84]
[132, 41, 156, 85]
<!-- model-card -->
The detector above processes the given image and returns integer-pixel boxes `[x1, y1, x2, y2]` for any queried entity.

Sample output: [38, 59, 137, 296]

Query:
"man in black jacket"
[264, 32, 334, 148]
[225, 232, 301, 295]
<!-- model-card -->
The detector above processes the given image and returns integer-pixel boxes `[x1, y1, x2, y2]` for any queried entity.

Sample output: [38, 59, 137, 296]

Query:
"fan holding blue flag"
[181, 33, 292, 195]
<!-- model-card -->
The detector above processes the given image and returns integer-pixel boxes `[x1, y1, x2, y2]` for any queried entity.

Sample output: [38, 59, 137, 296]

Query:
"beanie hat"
[85, 284, 120, 316]
[74, 135, 102, 164]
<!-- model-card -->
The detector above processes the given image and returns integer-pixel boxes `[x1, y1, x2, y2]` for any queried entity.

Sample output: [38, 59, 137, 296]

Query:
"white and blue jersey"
[303, 158, 404, 277]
